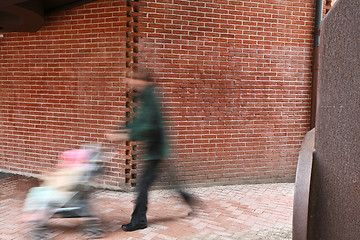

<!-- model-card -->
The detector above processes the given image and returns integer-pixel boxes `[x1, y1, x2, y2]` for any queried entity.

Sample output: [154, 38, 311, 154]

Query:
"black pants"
[131, 159, 161, 224]
[130, 159, 193, 224]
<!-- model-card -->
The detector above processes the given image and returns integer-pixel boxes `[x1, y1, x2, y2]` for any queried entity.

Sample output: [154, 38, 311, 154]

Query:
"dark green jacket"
[127, 85, 169, 160]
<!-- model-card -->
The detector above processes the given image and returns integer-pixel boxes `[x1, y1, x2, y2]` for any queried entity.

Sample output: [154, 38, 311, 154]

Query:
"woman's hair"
[126, 67, 154, 82]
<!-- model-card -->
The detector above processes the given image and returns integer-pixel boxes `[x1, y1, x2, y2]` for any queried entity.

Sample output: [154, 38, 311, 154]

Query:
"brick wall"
[0, 0, 316, 188]
[0, 1, 129, 187]
[133, 0, 315, 184]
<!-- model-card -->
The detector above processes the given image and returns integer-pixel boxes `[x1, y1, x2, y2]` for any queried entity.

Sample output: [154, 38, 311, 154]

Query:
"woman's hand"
[106, 131, 130, 142]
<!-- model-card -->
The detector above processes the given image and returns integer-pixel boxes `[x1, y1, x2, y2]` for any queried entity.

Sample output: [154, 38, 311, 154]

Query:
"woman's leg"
[122, 159, 161, 231]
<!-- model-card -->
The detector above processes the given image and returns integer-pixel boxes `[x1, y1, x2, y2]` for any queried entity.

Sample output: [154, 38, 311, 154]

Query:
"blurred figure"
[22, 146, 106, 238]
[107, 68, 201, 232]
[22, 149, 96, 222]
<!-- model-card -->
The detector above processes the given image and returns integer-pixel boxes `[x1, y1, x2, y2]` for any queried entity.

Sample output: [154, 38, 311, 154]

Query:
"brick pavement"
[0, 176, 293, 240]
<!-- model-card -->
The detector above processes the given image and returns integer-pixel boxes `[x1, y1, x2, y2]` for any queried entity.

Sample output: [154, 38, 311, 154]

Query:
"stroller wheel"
[84, 218, 105, 239]
[29, 223, 50, 240]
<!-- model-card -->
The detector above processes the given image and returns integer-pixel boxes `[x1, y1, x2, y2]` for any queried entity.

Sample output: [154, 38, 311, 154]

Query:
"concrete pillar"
[308, 0, 360, 239]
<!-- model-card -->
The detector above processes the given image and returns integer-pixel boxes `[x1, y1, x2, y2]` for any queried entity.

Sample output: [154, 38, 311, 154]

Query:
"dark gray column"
[308, 0, 360, 239]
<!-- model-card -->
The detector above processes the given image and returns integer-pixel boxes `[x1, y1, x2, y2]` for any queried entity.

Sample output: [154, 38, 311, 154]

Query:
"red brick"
[0, 0, 317, 187]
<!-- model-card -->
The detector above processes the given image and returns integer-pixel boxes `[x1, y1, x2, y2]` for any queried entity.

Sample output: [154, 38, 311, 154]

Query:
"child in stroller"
[22, 145, 107, 239]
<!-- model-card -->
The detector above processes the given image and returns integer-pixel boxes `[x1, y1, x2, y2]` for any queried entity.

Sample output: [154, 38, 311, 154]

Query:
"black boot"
[122, 209, 148, 232]
[179, 190, 203, 214]
[121, 221, 147, 232]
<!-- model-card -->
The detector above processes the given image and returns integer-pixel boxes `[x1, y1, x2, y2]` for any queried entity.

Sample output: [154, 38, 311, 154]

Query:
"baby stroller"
[22, 145, 110, 239]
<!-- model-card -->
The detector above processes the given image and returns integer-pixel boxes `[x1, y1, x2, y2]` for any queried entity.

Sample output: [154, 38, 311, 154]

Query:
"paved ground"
[0, 176, 294, 240]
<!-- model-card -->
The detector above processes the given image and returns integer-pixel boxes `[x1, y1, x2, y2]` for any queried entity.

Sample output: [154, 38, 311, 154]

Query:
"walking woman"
[107, 68, 201, 231]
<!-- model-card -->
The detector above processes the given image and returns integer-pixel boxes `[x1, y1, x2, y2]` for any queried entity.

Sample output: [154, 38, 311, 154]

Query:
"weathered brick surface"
[131, 0, 314, 184]
[0, 0, 316, 187]
[0, 1, 129, 187]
